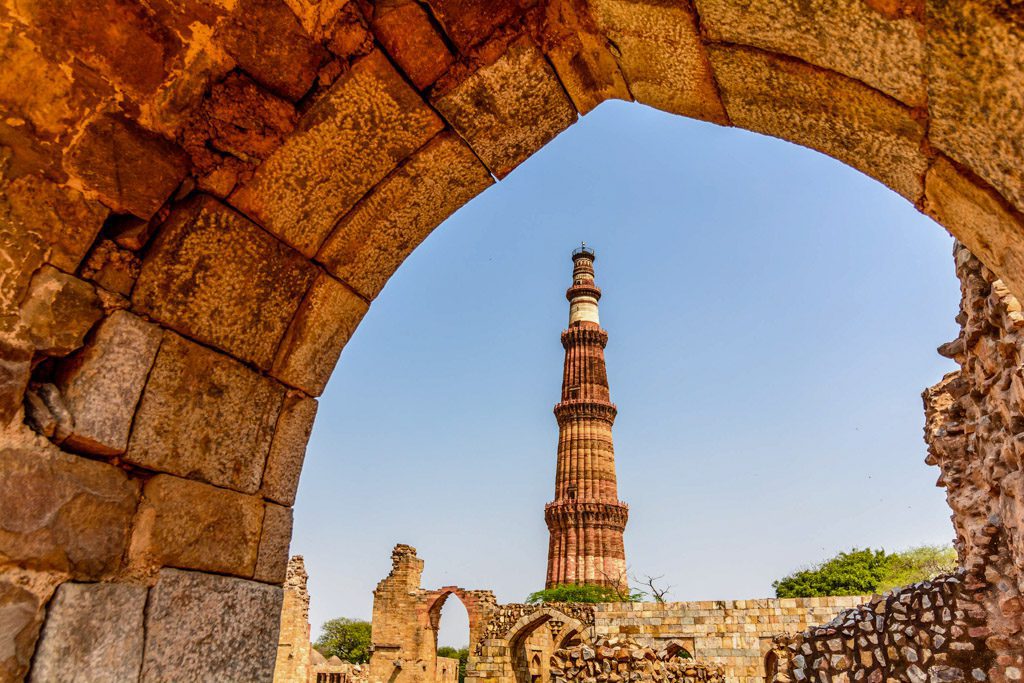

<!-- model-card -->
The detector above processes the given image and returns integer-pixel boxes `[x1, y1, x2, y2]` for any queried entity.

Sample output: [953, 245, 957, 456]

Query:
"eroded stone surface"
[0, 569, 62, 683]
[56, 310, 162, 456]
[130, 475, 264, 577]
[254, 503, 293, 584]
[423, 0, 527, 51]
[926, 1, 1024, 215]
[133, 195, 317, 369]
[272, 272, 369, 396]
[262, 392, 318, 507]
[126, 333, 285, 493]
[695, 0, 925, 106]
[29, 582, 147, 682]
[708, 45, 927, 201]
[64, 113, 189, 219]
[924, 157, 1024, 302]
[141, 568, 283, 682]
[19, 266, 102, 357]
[432, 37, 577, 178]
[586, 0, 727, 124]
[0, 434, 139, 578]
[317, 131, 493, 299]
[230, 50, 444, 256]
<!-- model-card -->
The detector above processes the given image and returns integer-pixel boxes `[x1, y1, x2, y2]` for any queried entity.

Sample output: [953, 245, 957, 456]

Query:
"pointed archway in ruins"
[2, 0, 1024, 680]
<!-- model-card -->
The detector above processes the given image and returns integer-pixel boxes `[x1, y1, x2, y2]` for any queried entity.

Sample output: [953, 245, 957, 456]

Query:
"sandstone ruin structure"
[364, 544, 868, 683]
[2, 0, 1024, 680]
[546, 246, 629, 589]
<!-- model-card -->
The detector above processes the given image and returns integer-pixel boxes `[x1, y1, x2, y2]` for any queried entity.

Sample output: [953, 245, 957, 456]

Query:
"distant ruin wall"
[775, 572, 990, 683]
[592, 597, 865, 683]
[275, 556, 314, 683]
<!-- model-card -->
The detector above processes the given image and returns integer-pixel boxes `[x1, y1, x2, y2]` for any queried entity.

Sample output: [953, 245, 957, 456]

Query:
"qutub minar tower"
[545, 245, 629, 589]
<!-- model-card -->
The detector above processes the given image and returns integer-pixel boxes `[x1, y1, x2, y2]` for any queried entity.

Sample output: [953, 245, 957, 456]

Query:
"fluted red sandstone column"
[545, 247, 628, 590]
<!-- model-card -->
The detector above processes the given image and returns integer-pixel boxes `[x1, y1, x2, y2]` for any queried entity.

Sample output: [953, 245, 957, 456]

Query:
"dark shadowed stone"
[20, 266, 102, 357]
[64, 114, 189, 219]
[370, 0, 454, 90]
[126, 333, 285, 493]
[57, 311, 162, 456]
[0, 438, 140, 578]
[133, 195, 317, 369]
[141, 568, 282, 682]
[0, 575, 51, 682]
[423, 0, 527, 51]
[29, 582, 147, 682]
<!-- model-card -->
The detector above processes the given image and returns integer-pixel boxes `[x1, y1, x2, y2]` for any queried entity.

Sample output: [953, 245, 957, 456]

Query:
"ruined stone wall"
[592, 597, 865, 683]
[437, 656, 460, 683]
[775, 572, 990, 683]
[550, 636, 725, 683]
[923, 245, 1024, 680]
[274, 556, 314, 683]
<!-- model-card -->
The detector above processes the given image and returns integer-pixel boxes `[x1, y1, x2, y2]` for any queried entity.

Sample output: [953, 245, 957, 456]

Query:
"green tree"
[773, 546, 958, 598]
[526, 583, 643, 604]
[314, 618, 372, 663]
[877, 545, 958, 593]
[437, 646, 469, 683]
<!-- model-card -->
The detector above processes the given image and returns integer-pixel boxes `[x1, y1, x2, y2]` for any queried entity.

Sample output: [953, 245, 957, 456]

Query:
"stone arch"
[2, 1, 1024, 681]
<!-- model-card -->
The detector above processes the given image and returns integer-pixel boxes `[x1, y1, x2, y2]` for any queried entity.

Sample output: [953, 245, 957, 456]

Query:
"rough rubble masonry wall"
[593, 597, 864, 683]
[274, 556, 314, 683]
[923, 245, 1024, 681]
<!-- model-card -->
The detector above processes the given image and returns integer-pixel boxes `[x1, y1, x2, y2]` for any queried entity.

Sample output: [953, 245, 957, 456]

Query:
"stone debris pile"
[550, 636, 725, 683]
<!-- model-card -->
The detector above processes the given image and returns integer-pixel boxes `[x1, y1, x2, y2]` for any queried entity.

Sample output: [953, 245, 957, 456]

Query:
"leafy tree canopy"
[773, 546, 958, 598]
[314, 617, 372, 664]
[526, 583, 643, 604]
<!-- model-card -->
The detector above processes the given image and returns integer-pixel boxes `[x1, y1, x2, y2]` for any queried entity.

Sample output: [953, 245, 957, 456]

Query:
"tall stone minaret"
[544, 245, 629, 589]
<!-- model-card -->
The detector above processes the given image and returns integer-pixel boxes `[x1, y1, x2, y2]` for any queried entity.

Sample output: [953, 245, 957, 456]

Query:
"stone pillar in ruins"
[545, 245, 629, 589]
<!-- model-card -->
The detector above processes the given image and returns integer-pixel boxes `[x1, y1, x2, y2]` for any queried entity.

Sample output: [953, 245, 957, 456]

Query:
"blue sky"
[291, 100, 961, 648]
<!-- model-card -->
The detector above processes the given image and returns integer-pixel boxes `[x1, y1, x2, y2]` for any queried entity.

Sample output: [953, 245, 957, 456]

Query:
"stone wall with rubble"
[550, 636, 726, 683]
[275, 556, 315, 683]
[922, 245, 1024, 681]
[591, 596, 865, 683]
[3, 0, 1024, 679]
[773, 572, 990, 683]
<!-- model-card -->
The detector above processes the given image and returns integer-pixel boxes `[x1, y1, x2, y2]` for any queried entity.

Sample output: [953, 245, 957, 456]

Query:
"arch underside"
[1, 0, 1024, 681]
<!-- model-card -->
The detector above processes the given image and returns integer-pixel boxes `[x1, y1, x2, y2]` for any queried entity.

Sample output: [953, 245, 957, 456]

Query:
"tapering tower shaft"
[545, 247, 628, 589]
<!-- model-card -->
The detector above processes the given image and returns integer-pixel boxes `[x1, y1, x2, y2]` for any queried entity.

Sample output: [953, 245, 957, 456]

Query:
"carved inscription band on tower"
[545, 246, 629, 589]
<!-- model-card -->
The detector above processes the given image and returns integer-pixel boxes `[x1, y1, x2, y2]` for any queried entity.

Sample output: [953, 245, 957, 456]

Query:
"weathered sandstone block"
[272, 272, 369, 396]
[29, 582, 147, 682]
[694, 0, 925, 106]
[133, 195, 317, 369]
[423, 0, 524, 51]
[79, 239, 142, 296]
[262, 392, 318, 506]
[64, 113, 189, 219]
[432, 37, 577, 178]
[0, 169, 108, 274]
[0, 338, 32, 426]
[369, 0, 454, 90]
[0, 437, 140, 578]
[126, 333, 284, 493]
[56, 310, 162, 456]
[317, 131, 493, 300]
[130, 474, 264, 577]
[924, 158, 1024, 303]
[926, 1, 1024, 215]
[217, 0, 327, 101]
[230, 49, 444, 256]
[707, 45, 928, 202]
[586, 0, 727, 124]
[141, 568, 283, 682]
[255, 503, 293, 584]
[20, 266, 102, 357]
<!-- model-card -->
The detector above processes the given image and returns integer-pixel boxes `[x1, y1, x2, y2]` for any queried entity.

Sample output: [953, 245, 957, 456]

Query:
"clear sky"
[291, 100, 961, 649]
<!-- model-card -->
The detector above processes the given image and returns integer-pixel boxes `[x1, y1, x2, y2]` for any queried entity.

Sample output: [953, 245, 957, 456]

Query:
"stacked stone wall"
[550, 636, 725, 683]
[775, 573, 990, 683]
[592, 597, 864, 683]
